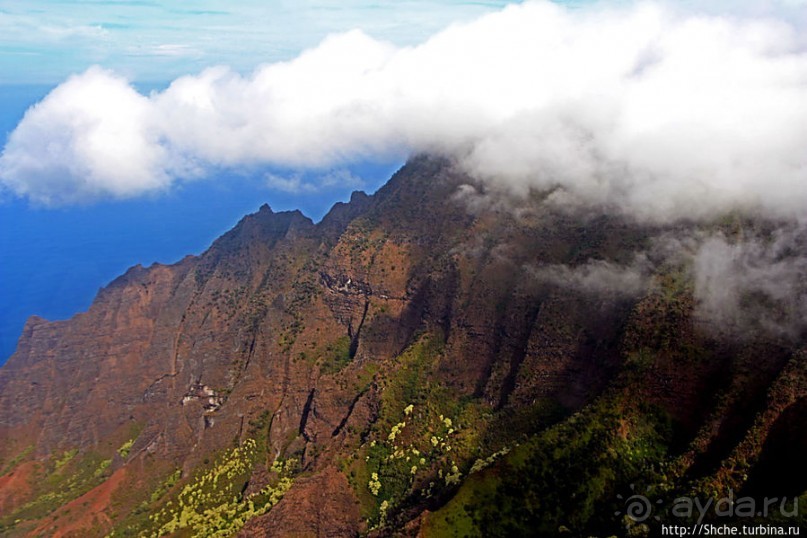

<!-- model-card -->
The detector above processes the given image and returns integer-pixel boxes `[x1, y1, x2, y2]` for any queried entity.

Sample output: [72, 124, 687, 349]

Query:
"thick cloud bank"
[1, 1, 806, 218]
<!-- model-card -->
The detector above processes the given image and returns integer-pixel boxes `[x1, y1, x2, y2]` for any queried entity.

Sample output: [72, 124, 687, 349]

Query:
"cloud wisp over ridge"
[1, 0, 806, 221]
[692, 225, 807, 341]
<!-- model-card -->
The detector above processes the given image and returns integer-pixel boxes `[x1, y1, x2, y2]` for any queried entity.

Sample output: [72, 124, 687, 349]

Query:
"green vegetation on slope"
[425, 397, 674, 537]
[148, 439, 295, 538]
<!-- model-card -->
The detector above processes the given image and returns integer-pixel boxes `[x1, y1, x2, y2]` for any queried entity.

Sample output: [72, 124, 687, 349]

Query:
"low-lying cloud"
[1, 0, 806, 219]
[692, 226, 807, 341]
[526, 256, 652, 299]
[522, 227, 807, 342]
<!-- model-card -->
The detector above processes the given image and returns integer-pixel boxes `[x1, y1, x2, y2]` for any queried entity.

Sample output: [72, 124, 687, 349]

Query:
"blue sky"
[0, 1, 522, 84]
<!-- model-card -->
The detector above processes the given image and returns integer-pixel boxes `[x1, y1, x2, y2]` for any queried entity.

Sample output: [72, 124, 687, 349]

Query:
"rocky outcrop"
[238, 467, 361, 538]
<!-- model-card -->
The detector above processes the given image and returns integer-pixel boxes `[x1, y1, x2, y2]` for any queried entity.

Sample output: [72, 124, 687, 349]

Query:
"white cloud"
[265, 168, 364, 194]
[0, 67, 176, 204]
[125, 43, 203, 58]
[692, 226, 807, 340]
[1, 0, 806, 218]
[319, 168, 364, 190]
[0, 12, 109, 43]
[526, 256, 652, 298]
[264, 172, 314, 194]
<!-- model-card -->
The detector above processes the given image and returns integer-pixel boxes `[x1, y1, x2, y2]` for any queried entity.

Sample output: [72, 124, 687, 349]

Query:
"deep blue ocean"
[0, 84, 402, 363]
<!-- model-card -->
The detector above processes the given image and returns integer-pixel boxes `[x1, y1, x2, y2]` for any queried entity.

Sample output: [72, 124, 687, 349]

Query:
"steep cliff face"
[1, 156, 805, 537]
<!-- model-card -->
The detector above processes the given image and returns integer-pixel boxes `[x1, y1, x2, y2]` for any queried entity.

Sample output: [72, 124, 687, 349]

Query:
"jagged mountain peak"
[1, 156, 805, 537]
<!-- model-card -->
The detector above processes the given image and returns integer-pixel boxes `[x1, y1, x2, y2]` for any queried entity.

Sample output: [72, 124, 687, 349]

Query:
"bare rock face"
[238, 467, 360, 538]
[1, 155, 806, 536]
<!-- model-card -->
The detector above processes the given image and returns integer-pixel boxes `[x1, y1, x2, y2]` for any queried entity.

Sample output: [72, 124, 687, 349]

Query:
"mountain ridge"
[1, 155, 805, 537]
